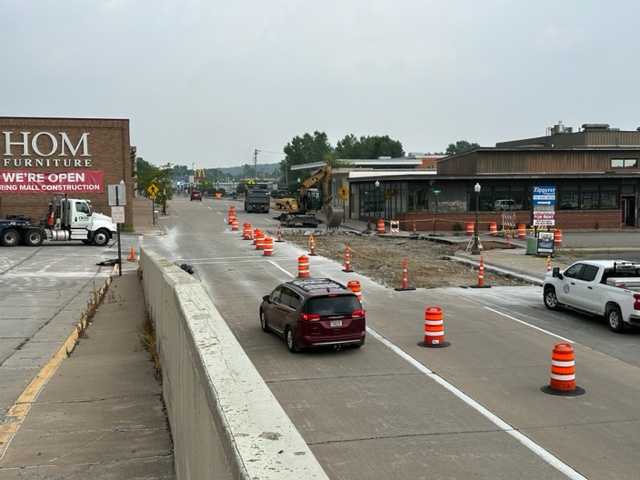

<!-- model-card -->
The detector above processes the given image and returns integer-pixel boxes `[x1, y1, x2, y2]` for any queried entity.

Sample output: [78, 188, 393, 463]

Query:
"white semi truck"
[0, 197, 117, 247]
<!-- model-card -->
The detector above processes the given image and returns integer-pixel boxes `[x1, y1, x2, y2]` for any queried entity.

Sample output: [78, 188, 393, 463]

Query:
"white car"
[494, 199, 522, 210]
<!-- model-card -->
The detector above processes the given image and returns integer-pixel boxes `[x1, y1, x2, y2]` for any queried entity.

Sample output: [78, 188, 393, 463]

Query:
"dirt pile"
[281, 231, 531, 289]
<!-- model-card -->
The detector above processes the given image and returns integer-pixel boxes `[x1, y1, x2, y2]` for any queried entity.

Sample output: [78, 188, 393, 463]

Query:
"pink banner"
[0, 170, 104, 194]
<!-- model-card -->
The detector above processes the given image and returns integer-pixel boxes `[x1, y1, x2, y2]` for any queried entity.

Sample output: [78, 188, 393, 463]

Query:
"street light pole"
[432, 188, 441, 235]
[375, 180, 380, 219]
[472, 182, 481, 254]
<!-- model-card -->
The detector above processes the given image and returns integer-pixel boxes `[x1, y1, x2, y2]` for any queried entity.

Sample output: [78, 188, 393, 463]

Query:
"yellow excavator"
[274, 164, 343, 229]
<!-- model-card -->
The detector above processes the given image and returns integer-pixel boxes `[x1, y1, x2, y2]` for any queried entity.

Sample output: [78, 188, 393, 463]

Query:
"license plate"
[330, 320, 343, 327]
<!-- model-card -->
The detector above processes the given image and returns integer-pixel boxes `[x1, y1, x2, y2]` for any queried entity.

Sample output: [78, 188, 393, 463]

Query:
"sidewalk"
[0, 197, 174, 480]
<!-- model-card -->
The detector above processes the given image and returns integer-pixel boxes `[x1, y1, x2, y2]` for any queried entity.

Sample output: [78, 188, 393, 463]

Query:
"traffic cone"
[342, 246, 354, 272]
[541, 343, 585, 396]
[395, 258, 416, 291]
[470, 256, 490, 288]
[412, 220, 417, 235]
[418, 306, 450, 348]
[309, 234, 317, 256]
[128, 245, 136, 261]
[47, 211, 54, 227]
[275, 224, 284, 242]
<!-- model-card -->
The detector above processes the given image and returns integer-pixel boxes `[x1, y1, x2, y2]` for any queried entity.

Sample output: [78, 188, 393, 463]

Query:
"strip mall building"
[0, 117, 134, 226]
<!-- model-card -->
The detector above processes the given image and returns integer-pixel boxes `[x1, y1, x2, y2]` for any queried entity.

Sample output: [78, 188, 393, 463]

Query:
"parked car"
[190, 190, 202, 201]
[494, 199, 522, 211]
[259, 278, 366, 352]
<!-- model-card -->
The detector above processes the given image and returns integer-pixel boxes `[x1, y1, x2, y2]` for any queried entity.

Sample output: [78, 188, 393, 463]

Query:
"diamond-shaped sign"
[147, 183, 159, 196]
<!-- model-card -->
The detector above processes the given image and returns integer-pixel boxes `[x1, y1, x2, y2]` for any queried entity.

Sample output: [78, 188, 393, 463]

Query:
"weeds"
[139, 306, 161, 381]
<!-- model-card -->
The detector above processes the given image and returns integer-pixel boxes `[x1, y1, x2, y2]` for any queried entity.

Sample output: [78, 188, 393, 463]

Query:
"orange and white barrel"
[418, 306, 450, 348]
[242, 223, 252, 240]
[518, 224, 526, 239]
[347, 280, 362, 303]
[377, 219, 385, 234]
[554, 229, 562, 246]
[489, 221, 497, 236]
[297, 255, 309, 278]
[255, 231, 266, 250]
[263, 237, 273, 256]
[466, 222, 474, 236]
[231, 217, 239, 231]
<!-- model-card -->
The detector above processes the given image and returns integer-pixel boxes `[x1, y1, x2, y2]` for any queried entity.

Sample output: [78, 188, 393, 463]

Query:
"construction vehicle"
[244, 184, 271, 213]
[0, 196, 117, 247]
[274, 164, 343, 229]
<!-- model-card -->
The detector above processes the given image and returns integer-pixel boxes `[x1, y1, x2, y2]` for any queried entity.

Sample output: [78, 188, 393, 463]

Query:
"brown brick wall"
[0, 117, 132, 227]
[396, 210, 626, 233]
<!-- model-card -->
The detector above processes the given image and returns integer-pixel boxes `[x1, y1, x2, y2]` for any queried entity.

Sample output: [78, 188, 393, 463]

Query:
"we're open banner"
[0, 170, 104, 194]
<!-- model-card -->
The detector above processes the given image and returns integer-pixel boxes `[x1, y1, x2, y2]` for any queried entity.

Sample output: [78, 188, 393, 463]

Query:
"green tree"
[136, 158, 160, 195]
[282, 131, 334, 191]
[336, 134, 404, 159]
[446, 140, 480, 155]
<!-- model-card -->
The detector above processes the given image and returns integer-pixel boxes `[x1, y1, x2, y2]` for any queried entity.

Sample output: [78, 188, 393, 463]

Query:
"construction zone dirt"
[280, 231, 532, 289]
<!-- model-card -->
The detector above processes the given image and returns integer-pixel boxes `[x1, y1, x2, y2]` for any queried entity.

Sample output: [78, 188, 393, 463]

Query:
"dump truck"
[0, 196, 117, 247]
[274, 164, 343, 229]
[244, 185, 271, 213]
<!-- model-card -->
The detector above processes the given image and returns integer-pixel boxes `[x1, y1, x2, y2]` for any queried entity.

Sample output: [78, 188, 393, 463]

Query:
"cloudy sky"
[3, 1, 639, 169]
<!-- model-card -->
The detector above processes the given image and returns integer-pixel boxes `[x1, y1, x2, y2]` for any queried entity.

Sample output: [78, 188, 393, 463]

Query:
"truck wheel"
[1, 228, 20, 247]
[92, 229, 110, 247]
[23, 228, 45, 246]
[606, 305, 624, 333]
[543, 287, 560, 310]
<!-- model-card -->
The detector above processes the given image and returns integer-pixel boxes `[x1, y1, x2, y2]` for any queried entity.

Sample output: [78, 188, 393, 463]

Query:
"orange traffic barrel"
[242, 223, 252, 240]
[347, 280, 362, 303]
[377, 219, 385, 234]
[489, 221, 497, 236]
[297, 255, 310, 278]
[541, 343, 585, 396]
[263, 237, 273, 256]
[252, 228, 261, 244]
[231, 217, 239, 231]
[466, 222, 474, 236]
[255, 231, 266, 250]
[554, 229, 563, 246]
[418, 306, 450, 348]
[517, 224, 526, 239]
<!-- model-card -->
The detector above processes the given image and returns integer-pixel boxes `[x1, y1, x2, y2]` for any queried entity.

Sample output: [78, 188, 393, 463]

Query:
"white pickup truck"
[543, 260, 640, 333]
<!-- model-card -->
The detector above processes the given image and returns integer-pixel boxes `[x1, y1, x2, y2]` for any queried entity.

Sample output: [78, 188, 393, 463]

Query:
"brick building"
[0, 117, 134, 227]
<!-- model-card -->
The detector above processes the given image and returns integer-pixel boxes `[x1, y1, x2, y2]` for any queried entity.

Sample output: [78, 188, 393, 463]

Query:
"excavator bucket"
[325, 204, 343, 230]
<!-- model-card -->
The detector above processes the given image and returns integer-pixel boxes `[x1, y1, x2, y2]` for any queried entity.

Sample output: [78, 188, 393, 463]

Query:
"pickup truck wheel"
[92, 229, 110, 247]
[543, 287, 560, 310]
[23, 228, 45, 246]
[606, 305, 624, 333]
[1, 228, 20, 247]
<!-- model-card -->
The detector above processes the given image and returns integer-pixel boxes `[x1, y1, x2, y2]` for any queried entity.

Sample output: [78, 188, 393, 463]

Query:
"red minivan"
[260, 278, 365, 352]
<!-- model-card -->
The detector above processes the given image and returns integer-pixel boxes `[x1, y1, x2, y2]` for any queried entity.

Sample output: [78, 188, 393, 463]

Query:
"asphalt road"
[139, 197, 640, 480]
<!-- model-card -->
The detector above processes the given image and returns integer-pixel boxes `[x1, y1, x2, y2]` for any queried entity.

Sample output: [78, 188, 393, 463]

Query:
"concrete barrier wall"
[139, 247, 329, 480]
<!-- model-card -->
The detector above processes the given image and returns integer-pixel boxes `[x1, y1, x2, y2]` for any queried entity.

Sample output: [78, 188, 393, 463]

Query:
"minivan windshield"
[304, 295, 361, 315]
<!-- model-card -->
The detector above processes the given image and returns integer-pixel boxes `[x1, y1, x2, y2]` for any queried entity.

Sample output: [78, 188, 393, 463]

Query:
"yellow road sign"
[338, 186, 349, 197]
[147, 183, 159, 196]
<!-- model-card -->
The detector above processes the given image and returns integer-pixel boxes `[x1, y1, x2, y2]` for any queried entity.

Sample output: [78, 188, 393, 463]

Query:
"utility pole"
[253, 149, 258, 180]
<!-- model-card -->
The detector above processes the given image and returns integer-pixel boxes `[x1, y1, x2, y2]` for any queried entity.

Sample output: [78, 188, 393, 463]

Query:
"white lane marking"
[270, 260, 295, 277]
[366, 327, 587, 480]
[485, 307, 575, 343]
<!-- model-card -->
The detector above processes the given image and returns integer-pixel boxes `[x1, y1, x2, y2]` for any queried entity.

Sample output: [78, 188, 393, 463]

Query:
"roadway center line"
[366, 327, 586, 480]
[484, 306, 575, 343]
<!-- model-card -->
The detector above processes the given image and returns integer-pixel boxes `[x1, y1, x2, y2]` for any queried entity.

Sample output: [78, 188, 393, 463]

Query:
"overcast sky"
[3, 1, 639, 169]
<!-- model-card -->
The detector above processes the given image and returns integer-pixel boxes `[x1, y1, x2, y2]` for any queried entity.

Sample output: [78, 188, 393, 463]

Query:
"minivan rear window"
[304, 295, 360, 315]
